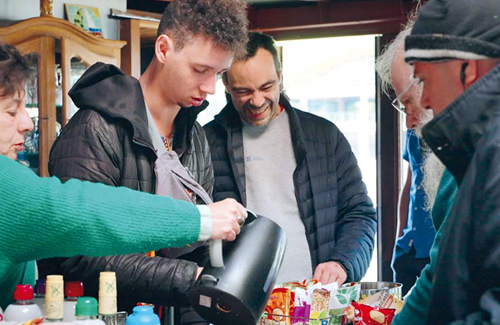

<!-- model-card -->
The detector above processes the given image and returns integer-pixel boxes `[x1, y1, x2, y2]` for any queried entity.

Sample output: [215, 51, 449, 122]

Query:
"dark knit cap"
[405, 0, 500, 63]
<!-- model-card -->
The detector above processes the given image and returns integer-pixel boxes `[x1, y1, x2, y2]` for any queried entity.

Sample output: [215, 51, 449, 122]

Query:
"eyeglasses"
[391, 77, 421, 115]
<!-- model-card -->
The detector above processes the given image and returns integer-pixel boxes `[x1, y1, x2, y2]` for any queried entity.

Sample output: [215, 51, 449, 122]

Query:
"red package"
[352, 302, 395, 325]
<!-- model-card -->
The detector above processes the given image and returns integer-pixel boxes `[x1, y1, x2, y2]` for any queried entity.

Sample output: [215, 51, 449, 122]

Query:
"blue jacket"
[204, 95, 377, 281]
[396, 129, 435, 259]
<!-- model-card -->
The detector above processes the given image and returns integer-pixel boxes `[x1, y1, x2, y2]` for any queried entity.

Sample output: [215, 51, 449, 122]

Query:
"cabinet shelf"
[0, 16, 126, 177]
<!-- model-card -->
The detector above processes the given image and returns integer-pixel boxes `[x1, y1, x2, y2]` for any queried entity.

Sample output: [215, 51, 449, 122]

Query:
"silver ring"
[237, 215, 245, 227]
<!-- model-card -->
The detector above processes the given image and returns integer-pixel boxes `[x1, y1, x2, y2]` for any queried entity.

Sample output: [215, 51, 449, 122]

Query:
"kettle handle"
[209, 209, 257, 268]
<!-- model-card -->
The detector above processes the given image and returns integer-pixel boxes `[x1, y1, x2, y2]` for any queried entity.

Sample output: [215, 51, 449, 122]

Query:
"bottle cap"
[34, 279, 46, 296]
[125, 306, 160, 325]
[65, 281, 84, 297]
[75, 297, 98, 316]
[13, 285, 34, 301]
[46, 275, 64, 283]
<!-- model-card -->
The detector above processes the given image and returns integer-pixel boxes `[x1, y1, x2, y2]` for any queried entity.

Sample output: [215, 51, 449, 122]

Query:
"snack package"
[309, 289, 330, 325]
[329, 282, 361, 316]
[291, 287, 309, 325]
[280, 283, 298, 318]
[265, 288, 291, 325]
[352, 302, 395, 325]
[358, 292, 403, 314]
[263, 280, 355, 324]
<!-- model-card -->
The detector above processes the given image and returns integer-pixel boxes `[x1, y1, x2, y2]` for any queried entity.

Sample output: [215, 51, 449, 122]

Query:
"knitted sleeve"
[392, 169, 458, 325]
[0, 155, 201, 266]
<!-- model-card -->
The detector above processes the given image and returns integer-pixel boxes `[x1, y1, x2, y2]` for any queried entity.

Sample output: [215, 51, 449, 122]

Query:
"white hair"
[375, 17, 416, 95]
[414, 105, 433, 138]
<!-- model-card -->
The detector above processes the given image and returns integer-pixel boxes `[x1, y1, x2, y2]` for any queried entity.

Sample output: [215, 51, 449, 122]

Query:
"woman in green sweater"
[0, 43, 246, 309]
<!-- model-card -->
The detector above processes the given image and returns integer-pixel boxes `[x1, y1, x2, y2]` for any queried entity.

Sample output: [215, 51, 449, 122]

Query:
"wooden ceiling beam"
[248, 0, 416, 40]
[127, 0, 416, 40]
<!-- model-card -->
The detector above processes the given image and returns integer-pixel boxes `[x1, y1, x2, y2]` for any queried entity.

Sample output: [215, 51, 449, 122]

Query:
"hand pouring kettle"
[190, 210, 287, 325]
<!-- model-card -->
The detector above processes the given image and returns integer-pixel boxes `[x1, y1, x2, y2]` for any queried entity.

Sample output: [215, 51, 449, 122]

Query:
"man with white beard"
[376, 19, 443, 296]
[377, 19, 459, 325]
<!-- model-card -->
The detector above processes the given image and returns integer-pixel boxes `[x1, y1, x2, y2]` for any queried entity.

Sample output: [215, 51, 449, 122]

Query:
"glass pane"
[21, 77, 40, 174]
[68, 58, 88, 120]
[198, 79, 227, 126]
[278, 35, 378, 281]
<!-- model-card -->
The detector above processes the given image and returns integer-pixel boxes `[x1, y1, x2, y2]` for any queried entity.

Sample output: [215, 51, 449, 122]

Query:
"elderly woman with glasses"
[0, 43, 246, 309]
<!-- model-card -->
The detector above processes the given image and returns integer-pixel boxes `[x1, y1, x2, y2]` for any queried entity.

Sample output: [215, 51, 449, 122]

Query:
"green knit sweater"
[0, 155, 201, 309]
[392, 168, 458, 325]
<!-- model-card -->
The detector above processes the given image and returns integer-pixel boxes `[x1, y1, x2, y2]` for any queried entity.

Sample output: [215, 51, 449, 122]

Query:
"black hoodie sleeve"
[56, 254, 198, 309]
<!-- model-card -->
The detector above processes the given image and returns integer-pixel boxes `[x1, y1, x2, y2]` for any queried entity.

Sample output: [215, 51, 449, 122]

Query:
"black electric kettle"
[189, 210, 287, 325]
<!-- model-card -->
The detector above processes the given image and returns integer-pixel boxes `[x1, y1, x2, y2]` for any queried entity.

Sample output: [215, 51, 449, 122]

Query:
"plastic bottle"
[45, 275, 64, 322]
[64, 281, 84, 322]
[98, 272, 117, 325]
[33, 279, 46, 314]
[4, 285, 42, 322]
[74, 297, 106, 325]
[125, 306, 160, 325]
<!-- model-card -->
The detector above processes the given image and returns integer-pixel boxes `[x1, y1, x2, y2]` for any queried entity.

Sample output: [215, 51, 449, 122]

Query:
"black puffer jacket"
[423, 65, 500, 325]
[204, 95, 377, 282]
[40, 63, 213, 312]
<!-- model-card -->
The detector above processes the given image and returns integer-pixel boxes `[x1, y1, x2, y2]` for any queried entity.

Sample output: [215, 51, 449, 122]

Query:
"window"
[279, 35, 378, 281]
[202, 35, 379, 281]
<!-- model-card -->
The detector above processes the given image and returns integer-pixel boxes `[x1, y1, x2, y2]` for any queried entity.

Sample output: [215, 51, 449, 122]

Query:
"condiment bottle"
[75, 297, 106, 325]
[64, 281, 84, 321]
[4, 285, 42, 322]
[125, 306, 160, 325]
[45, 275, 64, 321]
[99, 272, 117, 325]
[33, 279, 46, 313]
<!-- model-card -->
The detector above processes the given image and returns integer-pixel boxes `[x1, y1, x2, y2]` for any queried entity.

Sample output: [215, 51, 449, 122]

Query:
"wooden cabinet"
[120, 19, 159, 79]
[0, 16, 126, 176]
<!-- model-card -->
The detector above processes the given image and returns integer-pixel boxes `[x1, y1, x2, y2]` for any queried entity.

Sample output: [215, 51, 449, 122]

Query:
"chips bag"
[352, 302, 395, 325]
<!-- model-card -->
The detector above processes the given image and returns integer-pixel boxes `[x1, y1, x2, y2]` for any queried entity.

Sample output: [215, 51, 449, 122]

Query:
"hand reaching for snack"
[313, 261, 347, 285]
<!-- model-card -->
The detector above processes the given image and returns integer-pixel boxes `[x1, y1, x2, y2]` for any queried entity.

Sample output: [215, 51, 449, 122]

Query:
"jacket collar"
[69, 63, 207, 156]
[214, 94, 307, 162]
[422, 63, 500, 183]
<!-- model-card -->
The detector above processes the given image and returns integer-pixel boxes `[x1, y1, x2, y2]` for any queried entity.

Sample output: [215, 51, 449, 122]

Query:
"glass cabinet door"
[20, 78, 41, 174]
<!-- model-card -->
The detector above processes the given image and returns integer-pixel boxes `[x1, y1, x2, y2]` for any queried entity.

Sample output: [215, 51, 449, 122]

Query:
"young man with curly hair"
[40, 0, 249, 322]
[0, 42, 245, 311]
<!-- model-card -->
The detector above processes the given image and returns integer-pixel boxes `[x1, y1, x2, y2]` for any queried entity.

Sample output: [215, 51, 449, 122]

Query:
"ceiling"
[126, 0, 415, 40]
[127, 0, 359, 13]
